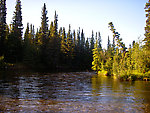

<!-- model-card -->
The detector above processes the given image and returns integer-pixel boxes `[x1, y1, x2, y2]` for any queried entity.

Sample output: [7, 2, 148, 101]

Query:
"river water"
[0, 71, 150, 112]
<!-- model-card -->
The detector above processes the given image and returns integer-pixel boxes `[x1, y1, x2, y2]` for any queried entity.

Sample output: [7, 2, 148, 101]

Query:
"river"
[0, 71, 150, 112]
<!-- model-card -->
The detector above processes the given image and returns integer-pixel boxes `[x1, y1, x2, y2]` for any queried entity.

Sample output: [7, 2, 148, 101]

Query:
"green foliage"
[0, 56, 5, 67]
[90, 30, 95, 51]
[91, 20, 150, 81]
[92, 40, 100, 72]
[5, 0, 23, 63]
[2, 1, 149, 75]
[0, 0, 6, 56]
[144, 0, 150, 49]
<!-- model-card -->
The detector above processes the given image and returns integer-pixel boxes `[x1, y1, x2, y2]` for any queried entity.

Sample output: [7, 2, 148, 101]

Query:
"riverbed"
[0, 72, 150, 112]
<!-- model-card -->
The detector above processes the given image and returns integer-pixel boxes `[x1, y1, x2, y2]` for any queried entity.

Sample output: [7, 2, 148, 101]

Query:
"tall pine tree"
[5, 0, 23, 63]
[144, 0, 150, 49]
[0, 0, 6, 56]
[40, 3, 49, 67]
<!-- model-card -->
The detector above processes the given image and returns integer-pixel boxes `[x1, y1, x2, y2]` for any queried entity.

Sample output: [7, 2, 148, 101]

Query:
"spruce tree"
[107, 36, 110, 50]
[41, 3, 49, 44]
[24, 23, 29, 42]
[80, 29, 85, 51]
[0, 0, 6, 56]
[144, 0, 150, 49]
[98, 32, 102, 50]
[66, 24, 73, 57]
[73, 30, 76, 49]
[5, 0, 23, 63]
[39, 3, 50, 67]
[60, 27, 67, 54]
[90, 30, 95, 51]
[12, 0, 23, 39]
[54, 11, 58, 38]
[23, 23, 30, 63]
[92, 39, 101, 73]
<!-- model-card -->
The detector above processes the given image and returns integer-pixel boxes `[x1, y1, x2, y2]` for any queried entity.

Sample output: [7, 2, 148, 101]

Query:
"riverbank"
[97, 70, 150, 81]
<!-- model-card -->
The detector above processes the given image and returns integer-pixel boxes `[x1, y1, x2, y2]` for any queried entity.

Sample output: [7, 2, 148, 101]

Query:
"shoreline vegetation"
[92, 22, 150, 81]
[0, 0, 150, 81]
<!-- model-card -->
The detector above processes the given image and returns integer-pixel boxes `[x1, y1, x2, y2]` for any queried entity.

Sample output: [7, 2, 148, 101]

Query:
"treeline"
[0, 0, 102, 71]
[92, 0, 150, 80]
[92, 14, 150, 80]
[0, 0, 149, 77]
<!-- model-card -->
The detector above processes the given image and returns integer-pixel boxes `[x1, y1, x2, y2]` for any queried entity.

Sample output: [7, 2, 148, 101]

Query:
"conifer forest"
[0, 0, 150, 80]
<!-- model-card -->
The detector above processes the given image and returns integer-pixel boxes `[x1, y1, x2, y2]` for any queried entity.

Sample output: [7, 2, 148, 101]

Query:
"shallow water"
[0, 71, 150, 112]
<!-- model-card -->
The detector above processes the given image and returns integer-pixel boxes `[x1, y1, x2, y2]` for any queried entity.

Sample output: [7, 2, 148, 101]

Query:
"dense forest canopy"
[0, 0, 150, 79]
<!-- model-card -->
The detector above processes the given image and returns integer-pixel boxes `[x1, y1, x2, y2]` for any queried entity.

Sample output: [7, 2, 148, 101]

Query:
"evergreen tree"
[24, 23, 29, 42]
[40, 3, 49, 44]
[143, 0, 150, 73]
[35, 28, 40, 44]
[98, 32, 102, 50]
[108, 22, 126, 52]
[61, 27, 67, 54]
[5, 0, 23, 63]
[38, 3, 50, 68]
[107, 36, 111, 50]
[12, 0, 23, 39]
[29, 24, 35, 43]
[73, 30, 76, 50]
[80, 29, 85, 51]
[23, 23, 31, 63]
[85, 38, 91, 69]
[77, 27, 81, 48]
[58, 27, 62, 39]
[92, 39, 101, 73]
[54, 11, 58, 38]
[144, 0, 150, 49]
[0, 0, 6, 56]
[90, 30, 95, 51]
[85, 38, 89, 51]
[66, 24, 73, 57]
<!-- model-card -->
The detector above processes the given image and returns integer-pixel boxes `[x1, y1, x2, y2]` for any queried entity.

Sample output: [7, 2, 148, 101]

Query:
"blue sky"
[6, 0, 147, 48]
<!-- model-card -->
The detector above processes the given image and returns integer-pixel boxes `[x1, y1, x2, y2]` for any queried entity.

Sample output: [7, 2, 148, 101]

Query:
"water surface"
[0, 71, 150, 112]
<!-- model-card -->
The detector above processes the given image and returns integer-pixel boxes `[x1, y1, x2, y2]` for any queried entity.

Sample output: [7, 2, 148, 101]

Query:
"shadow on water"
[0, 71, 150, 112]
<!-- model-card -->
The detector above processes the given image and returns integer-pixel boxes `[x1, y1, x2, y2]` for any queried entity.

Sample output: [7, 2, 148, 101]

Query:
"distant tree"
[92, 39, 101, 73]
[53, 11, 58, 38]
[39, 3, 50, 67]
[58, 27, 62, 39]
[40, 3, 49, 44]
[24, 23, 29, 42]
[35, 28, 40, 44]
[23, 23, 31, 63]
[90, 30, 95, 51]
[84, 38, 91, 69]
[77, 27, 81, 49]
[0, 0, 7, 56]
[98, 32, 102, 50]
[108, 22, 126, 52]
[72, 30, 76, 51]
[29, 24, 35, 43]
[66, 24, 73, 57]
[60, 27, 67, 54]
[107, 36, 111, 50]
[85, 38, 89, 51]
[80, 29, 85, 51]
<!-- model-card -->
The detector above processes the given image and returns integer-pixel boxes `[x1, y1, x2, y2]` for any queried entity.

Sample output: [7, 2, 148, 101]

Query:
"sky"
[6, 0, 147, 48]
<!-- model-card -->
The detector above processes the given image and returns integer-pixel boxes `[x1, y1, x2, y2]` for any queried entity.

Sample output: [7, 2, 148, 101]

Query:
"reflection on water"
[0, 72, 150, 112]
